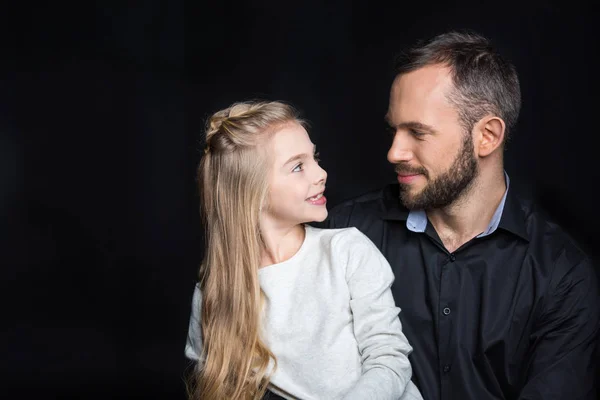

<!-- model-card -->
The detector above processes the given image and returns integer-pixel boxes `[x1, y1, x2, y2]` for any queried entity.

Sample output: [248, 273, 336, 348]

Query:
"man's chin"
[399, 188, 421, 208]
[401, 202, 420, 210]
[399, 196, 418, 210]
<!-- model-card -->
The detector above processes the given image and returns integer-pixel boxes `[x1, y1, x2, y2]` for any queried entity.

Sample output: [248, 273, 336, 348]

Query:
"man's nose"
[387, 134, 414, 164]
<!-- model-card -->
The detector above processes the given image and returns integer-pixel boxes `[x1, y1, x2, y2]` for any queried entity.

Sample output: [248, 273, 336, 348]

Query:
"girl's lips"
[306, 192, 327, 205]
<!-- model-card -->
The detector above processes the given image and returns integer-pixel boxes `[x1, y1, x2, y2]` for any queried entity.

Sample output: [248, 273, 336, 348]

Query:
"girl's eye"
[314, 152, 320, 162]
[292, 163, 304, 172]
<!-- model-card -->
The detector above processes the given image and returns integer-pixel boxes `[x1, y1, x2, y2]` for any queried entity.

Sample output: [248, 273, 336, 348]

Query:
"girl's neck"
[259, 223, 305, 267]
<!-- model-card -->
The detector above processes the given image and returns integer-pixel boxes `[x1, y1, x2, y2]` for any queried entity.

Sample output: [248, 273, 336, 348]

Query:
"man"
[322, 31, 600, 399]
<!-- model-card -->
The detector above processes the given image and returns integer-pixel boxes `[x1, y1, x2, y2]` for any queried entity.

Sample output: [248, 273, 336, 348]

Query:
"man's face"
[386, 64, 478, 210]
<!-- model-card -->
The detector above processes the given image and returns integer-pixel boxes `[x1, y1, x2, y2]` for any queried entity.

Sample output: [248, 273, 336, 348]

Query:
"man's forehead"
[389, 69, 453, 115]
[392, 65, 452, 96]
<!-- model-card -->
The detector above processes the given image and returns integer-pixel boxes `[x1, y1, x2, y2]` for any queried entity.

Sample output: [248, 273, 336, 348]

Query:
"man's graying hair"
[394, 30, 521, 143]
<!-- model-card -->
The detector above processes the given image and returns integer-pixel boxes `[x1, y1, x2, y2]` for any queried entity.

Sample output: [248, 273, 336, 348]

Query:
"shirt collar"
[381, 172, 529, 242]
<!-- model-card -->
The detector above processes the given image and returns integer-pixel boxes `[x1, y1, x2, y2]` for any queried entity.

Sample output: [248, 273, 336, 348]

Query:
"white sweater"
[185, 225, 423, 400]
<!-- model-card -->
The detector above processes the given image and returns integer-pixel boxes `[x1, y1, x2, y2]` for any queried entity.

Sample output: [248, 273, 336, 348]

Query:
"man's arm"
[518, 256, 600, 400]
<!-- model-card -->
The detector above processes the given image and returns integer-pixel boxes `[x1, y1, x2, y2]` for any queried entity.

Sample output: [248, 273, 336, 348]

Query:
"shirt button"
[443, 307, 451, 315]
[443, 364, 451, 373]
[449, 253, 456, 262]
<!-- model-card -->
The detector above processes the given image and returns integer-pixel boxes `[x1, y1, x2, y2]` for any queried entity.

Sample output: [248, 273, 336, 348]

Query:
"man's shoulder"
[332, 186, 388, 209]
[513, 190, 591, 269]
[325, 183, 405, 225]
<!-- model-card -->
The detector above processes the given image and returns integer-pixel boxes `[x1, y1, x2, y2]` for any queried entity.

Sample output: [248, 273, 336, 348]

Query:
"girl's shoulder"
[305, 224, 376, 251]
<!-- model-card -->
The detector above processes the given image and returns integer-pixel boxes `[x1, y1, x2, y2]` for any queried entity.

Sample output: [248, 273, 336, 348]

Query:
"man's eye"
[385, 125, 396, 136]
[411, 129, 425, 137]
[292, 163, 304, 172]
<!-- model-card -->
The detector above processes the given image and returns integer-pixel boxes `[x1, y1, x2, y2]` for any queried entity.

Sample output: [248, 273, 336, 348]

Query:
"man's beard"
[395, 133, 478, 210]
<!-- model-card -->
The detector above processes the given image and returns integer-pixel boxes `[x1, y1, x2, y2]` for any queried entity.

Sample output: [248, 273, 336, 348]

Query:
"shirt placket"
[438, 251, 457, 400]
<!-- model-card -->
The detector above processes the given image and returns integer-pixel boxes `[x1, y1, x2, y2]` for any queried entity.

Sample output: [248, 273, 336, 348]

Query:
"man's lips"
[396, 173, 421, 184]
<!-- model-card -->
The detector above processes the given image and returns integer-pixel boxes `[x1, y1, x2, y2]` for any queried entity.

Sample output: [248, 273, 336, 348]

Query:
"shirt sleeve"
[518, 256, 600, 400]
[340, 228, 423, 400]
[184, 283, 204, 362]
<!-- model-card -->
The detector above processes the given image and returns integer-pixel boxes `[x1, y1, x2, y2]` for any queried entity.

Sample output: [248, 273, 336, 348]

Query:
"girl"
[185, 100, 423, 400]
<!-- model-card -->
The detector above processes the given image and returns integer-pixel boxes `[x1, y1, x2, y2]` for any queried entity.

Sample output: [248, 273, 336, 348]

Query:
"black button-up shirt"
[319, 183, 600, 400]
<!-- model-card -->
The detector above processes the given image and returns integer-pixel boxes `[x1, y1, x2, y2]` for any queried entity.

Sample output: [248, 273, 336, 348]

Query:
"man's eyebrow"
[399, 121, 436, 134]
[283, 145, 317, 165]
[384, 116, 436, 134]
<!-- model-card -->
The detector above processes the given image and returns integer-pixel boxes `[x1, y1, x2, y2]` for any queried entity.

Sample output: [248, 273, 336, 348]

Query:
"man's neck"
[427, 170, 507, 253]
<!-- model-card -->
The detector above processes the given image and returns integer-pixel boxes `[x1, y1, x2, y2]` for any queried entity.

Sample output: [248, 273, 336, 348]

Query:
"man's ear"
[475, 116, 505, 157]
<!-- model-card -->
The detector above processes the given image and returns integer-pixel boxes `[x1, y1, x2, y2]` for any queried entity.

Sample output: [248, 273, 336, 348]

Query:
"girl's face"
[262, 122, 327, 229]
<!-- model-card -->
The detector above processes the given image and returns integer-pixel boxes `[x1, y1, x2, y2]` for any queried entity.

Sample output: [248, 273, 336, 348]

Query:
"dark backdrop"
[2, 1, 598, 399]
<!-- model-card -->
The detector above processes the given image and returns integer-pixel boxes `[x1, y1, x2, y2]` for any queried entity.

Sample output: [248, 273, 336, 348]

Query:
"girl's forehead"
[269, 123, 312, 151]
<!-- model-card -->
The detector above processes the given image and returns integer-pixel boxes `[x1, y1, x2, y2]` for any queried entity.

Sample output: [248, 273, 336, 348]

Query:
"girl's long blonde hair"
[190, 100, 304, 399]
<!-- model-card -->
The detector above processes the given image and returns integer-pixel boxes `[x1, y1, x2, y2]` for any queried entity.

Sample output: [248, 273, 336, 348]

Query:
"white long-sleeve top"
[185, 225, 423, 400]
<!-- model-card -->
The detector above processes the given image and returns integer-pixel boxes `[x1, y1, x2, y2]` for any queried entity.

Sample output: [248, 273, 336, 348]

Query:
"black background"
[2, 1, 598, 399]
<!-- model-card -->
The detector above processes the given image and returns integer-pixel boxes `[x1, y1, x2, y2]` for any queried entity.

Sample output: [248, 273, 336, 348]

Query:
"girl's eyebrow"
[283, 145, 317, 165]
